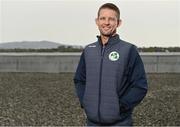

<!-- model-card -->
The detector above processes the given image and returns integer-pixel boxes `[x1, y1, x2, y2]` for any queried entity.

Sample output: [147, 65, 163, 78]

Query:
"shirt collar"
[96, 34, 120, 47]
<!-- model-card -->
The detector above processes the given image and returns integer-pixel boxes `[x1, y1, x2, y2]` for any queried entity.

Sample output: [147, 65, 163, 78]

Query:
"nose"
[104, 18, 110, 25]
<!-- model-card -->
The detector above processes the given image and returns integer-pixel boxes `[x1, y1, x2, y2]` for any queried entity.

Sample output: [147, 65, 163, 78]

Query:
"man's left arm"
[119, 46, 148, 112]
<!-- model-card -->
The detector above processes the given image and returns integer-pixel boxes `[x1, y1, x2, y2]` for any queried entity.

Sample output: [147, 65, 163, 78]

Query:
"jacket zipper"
[98, 45, 105, 123]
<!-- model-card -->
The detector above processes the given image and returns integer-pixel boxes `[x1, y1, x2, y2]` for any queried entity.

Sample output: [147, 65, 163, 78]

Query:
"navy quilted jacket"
[74, 34, 148, 124]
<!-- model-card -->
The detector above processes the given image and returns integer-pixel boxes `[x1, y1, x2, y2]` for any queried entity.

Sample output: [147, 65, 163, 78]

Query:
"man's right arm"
[73, 51, 86, 108]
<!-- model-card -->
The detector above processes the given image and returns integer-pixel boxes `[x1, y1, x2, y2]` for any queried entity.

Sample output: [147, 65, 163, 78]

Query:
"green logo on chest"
[109, 51, 119, 61]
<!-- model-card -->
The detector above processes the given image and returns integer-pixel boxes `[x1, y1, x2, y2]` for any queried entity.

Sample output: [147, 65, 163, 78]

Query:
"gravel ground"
[0, 72, 179, 126]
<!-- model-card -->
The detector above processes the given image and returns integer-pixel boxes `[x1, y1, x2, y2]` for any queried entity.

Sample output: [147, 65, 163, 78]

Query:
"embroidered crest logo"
[109, 51, 119, 61]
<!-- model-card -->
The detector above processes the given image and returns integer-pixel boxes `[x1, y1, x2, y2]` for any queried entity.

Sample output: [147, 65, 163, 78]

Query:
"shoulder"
[119, 39, 136, 48]
[84, 41, 98, 50]
[118, 39, 140, 60]
[120, 39, 138, 51]
[115, 39, 138, 55]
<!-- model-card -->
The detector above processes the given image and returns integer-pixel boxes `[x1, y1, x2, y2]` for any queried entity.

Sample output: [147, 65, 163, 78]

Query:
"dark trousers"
[86, 115, 133, 126]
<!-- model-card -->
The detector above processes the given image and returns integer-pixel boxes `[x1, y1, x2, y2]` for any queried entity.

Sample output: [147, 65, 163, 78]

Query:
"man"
[74, 3, 148, 126]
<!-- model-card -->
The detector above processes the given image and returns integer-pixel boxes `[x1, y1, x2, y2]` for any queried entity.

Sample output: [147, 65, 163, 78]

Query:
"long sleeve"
[73, 51, 86, 108]
[119, 46, 148, 112]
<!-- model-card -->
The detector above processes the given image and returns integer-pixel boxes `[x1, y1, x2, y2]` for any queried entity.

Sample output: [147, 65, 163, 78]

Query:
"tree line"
[0, 46, 179, 52]
[138, 47, 180, 52]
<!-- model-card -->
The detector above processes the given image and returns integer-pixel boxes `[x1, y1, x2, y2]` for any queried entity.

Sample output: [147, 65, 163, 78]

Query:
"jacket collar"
[96, 34, 120, 47]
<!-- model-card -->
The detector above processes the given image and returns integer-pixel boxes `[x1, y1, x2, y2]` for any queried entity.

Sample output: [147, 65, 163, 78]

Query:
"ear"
[95, 18, 99, 26]
[117, 19, 122, 27]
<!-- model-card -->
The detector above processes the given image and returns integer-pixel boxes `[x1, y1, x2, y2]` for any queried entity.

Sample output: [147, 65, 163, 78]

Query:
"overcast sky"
[0, 0, 179, 47]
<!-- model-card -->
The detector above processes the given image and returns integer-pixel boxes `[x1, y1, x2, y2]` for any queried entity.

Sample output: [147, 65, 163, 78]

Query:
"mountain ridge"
[0, 41, 65, 49]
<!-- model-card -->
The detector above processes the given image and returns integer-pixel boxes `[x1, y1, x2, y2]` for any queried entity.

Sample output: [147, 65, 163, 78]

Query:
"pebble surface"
[0, 73, 179, 126]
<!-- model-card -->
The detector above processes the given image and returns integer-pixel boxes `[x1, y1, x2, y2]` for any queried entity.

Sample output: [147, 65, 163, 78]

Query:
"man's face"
[96, 8, 121, 37]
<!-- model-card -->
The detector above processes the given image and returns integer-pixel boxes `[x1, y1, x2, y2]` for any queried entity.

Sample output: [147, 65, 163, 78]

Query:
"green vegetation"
[138, 47, 180, 52]
[0, 46, 179, 52]
[0, 45, 83, 52]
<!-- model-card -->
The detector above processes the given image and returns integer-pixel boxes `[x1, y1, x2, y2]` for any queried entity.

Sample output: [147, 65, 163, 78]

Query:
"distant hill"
[0, 41, 62, 49]
[1, 41, 178, 52]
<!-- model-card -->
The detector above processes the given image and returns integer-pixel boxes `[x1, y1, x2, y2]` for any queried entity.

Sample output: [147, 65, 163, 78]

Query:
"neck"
[100, 33, 117, 45]
[101, 35, 109, 45]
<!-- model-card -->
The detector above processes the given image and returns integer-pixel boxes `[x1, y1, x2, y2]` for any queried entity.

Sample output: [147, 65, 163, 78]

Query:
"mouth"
[103, 27, 111, 31]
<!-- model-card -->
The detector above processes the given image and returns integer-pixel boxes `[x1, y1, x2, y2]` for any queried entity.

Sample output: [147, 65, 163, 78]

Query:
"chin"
[101, 31, 111, 35]
[101, 33, 112, 36]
